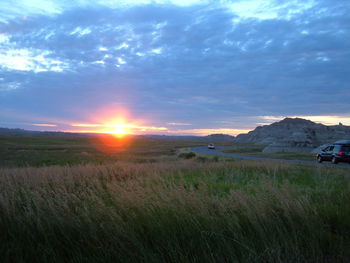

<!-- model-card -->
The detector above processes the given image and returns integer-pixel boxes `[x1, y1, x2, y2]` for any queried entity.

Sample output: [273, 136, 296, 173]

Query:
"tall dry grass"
[0, 160, 349, 262]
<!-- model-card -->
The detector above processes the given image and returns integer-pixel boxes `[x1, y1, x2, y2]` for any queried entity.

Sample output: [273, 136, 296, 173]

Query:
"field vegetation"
[0, 135, 205, 167]
[222, 144, 315, 161]
[0, 135, 349, 262]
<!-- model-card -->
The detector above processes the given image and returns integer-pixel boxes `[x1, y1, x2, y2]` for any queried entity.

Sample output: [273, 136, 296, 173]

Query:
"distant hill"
[205, 133, 235, 142]
[235, 118, 350, 153]
[0, 128, 234, 142]
[0, 128, 88, 137]
[133, 134, 235, 142]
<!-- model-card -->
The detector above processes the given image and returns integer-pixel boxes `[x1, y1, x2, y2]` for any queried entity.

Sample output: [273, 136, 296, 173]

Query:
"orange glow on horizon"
[90, 134, 134, 154]
[83, 108, 131, 134]
[76, 107, 153, 154]
[70, 116, 168, 135]
[67, 107, 253, 140]
[110, 126, 127, 136]
[32, 123, 57, 127]
[165, 128, 251, 137]
[106, 124, 130, 138]
[71, 123, 102, 127]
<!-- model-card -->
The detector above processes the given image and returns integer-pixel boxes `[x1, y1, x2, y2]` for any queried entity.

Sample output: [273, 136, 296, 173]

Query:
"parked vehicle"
[207, 143, 215, 149]
[317, 140, 350, 164]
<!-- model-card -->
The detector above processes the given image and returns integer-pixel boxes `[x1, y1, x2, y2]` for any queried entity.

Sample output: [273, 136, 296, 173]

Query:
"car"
[207, 143, 215, 149]
[317, 140, 350, 164]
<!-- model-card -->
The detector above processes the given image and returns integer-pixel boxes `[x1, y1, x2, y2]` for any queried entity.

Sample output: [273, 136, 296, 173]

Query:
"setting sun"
[67, 107, 169, 136]
[109, 125, 128, 137]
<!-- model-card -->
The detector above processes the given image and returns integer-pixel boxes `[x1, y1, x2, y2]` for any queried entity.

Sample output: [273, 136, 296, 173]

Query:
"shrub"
[178, 151, 196, 159]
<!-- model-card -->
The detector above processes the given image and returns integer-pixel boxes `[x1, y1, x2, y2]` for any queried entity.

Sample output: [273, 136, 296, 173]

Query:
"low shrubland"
[0, 160, 349, 262]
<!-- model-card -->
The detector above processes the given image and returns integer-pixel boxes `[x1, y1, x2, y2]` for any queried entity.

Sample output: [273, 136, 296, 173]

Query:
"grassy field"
[0, 134, 206, 167]
[0, 135, 349, 262]
[222, 144, 316, 161]
[0, 160, 349, 262]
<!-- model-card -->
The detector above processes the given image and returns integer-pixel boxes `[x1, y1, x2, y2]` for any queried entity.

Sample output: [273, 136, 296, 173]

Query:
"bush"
[178, 152, 196, 159]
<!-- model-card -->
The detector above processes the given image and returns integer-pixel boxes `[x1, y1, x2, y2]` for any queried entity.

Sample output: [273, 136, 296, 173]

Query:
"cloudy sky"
[0, 0, 349, 135]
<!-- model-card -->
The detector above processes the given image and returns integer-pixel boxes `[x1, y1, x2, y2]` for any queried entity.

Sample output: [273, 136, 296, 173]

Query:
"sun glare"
[109, 125, 128, 137]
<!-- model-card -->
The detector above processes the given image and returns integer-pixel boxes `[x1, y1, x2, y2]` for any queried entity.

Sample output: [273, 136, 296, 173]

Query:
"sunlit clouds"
[167, 123, 192, 126]
[32, 123, 57, 127]
[166, 128, 250, 136]
[0, 0, 318, 20]
[66, 123, 247, 136]
[5, 113, 350, 136]
[0, 48, 69, 73]
[0, 79, 21, 91]
[66, 107, 168, 135]
[69, 122, 168, 135]
[226, 0, 316, 20]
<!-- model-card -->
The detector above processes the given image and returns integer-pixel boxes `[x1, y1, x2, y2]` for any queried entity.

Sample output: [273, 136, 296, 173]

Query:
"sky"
[0, 0, 349, 136]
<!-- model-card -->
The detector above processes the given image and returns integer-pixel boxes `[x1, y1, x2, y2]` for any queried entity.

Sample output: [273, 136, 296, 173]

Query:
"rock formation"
[235, 118, 350, 153]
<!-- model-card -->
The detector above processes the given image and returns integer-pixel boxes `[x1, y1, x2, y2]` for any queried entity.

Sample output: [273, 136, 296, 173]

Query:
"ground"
[0, 134, 206, 167]
[221, 144, 316, 161]
[0, 135, 349, 262]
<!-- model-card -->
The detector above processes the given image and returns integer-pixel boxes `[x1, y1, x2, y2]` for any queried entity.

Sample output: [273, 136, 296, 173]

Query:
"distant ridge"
[0, 128, 235, 142]
[0, 127, 88, 137]
[140, 134, 235, 142]
[235, 118, 350, 153]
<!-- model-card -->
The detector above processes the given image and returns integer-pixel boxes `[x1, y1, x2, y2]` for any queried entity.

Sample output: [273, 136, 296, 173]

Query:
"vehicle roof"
[334, 140, 350, 144]
[327, 143, 350, 147]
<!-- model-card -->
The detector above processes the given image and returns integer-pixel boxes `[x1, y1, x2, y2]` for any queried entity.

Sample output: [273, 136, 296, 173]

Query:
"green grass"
[1, 135, 349, 262]
[251, 151, 316, 161]
[0, 135, 204, 167]
[0, 160, 349, 262]
[223, 144, 315, 161]
[222, 147, 265, 154]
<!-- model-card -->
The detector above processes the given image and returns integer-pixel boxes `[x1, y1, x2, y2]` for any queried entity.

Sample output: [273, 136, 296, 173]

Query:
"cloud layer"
[1, 0, 350, 134]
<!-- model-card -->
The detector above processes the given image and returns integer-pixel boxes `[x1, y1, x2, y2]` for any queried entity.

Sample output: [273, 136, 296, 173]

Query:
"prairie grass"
[0, 160, 349, 262]
[0, 135, 205, 167]
[222, 145, 315, 161]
